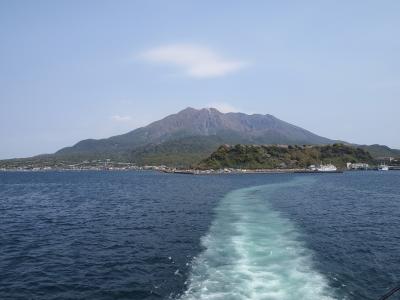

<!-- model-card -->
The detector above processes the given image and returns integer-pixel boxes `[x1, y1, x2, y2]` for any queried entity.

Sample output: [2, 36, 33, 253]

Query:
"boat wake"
[180, 178, 336, 300]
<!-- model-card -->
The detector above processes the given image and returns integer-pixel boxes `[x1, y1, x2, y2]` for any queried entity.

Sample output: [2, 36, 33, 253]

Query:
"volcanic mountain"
[55, 107, 334, 164]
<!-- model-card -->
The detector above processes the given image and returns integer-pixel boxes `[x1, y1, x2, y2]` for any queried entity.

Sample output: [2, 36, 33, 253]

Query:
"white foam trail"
[180, 179, 336, 300]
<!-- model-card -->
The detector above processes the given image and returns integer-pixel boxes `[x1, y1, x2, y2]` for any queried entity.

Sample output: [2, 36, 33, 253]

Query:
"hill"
[197, 144, 374, 170]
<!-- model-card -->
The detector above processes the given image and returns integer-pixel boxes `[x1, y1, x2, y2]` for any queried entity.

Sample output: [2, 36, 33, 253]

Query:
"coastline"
[2, 165, 398, 173]
[166, 168, 344, 175]
[0, 166, 343, 174]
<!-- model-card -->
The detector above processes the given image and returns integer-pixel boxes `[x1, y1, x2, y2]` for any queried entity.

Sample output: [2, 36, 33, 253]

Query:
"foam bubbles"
[180, 180, 336, 300]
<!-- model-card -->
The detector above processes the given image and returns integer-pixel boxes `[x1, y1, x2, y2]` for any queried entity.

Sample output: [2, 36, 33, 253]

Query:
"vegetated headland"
[176, 143, 399, 174]
[197, 144, 373, 170]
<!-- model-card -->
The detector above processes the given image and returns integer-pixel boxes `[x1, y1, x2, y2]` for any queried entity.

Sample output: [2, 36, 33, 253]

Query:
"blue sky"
[1, 1, 399, 159]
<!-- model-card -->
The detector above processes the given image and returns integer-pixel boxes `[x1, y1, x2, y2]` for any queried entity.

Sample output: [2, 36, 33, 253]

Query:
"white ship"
[378, 164, 389, 171]
[316, 164, 338, 172]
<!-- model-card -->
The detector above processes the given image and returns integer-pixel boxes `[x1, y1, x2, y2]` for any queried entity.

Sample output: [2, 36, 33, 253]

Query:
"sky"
[1, 1, 399, 159]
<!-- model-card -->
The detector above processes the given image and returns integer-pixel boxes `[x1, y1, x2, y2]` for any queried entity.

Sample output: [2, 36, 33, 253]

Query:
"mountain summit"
[57, 107, 333, 159]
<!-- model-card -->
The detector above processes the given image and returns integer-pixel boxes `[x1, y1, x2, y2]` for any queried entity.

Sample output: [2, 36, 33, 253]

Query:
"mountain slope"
[358, 144, 400, 158]
[56, 107, 333, 158]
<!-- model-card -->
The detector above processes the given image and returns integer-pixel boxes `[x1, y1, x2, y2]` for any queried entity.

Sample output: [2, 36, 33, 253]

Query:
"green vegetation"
[1, 138, 397, 170]
[128, 136, 224, 167]
[127, 135, 260, 167]
[197, 144, 374, 170]
[358, 144, 400, 158]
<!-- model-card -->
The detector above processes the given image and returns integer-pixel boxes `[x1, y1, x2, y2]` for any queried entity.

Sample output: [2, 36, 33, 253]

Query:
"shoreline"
[164, 168, 344, 175]
[1, 167, 398, 173]
[0, 166, 343, 174]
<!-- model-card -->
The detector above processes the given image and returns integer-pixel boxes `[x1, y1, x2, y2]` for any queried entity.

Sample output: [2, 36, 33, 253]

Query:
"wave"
[180, 178, 336, 300]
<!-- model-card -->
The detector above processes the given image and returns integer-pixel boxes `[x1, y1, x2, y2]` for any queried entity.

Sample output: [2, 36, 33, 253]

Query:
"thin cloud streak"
[140, 44, 248, 78]
[110, 115, 132, 122]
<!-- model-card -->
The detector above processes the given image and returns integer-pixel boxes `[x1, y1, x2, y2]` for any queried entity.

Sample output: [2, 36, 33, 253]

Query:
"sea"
[0, 171, 399, 300]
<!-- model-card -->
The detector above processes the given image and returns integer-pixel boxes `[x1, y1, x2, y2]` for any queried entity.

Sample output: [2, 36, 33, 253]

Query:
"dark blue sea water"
[0, 171, 399, 300]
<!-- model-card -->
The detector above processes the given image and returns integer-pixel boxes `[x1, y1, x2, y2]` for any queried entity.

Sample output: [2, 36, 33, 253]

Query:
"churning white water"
[180, 179, 336, 300]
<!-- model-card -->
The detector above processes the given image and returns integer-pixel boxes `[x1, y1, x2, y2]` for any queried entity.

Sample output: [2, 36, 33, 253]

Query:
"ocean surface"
[0, 171, 399, 300]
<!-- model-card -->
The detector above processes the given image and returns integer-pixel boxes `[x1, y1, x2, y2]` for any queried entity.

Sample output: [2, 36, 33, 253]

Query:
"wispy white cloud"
[110, 115, 132, 122]
[207, 102, 241, 113]
[140, 44, 248, 78]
